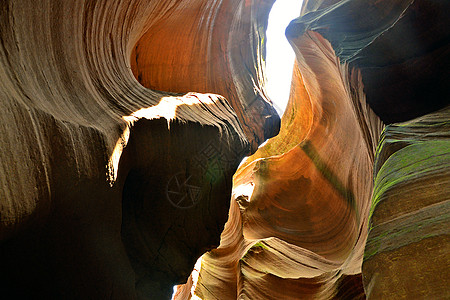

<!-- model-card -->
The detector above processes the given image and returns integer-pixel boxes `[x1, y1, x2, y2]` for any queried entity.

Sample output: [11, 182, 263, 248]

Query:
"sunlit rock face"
[175, 0, 449, 299]
[178, 27, 383, 300]
[130, 0, 281, 151]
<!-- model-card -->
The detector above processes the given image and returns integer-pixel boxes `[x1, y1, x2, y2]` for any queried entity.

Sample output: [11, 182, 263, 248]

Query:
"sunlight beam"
[265, 0, 303, 116]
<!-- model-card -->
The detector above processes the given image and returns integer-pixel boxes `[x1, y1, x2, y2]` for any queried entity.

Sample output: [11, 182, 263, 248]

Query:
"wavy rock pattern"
[363, 107, 450, 299]
[130, 0, 280, 150]
[0, 0, 278, 298]
[176, 29, 383, 300]
[176, 0, 449, 299]
[290, 0, 450, 123]
[1, 0, 448, 299]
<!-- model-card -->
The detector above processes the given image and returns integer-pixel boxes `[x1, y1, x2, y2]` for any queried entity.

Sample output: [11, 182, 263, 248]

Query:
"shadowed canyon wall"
[0, 0, 449, 299]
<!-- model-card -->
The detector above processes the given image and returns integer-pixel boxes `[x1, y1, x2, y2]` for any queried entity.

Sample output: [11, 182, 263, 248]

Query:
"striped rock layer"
[363, 108, 450, 299]
[0, 0, 277, 298]
[176, 0, 449, 299]
[1, 0, 448, 299]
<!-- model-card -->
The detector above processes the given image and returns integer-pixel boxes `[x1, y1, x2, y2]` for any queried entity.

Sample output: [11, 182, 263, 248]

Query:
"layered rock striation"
[1, 0, 448, 299]
[178, 28, 383, 300]
[363, 107, 450, 298]
[176, 0, 449, 299]
[0, 0, 278, 298]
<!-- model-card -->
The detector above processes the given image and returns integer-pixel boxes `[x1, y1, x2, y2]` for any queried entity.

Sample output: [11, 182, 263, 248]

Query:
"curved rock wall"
[130, 0, 280, 150]
[178, 30, 383, 300]
[175, 0, 449, 299]
[292, 0, 450, 123]
[1, 0, 448, 299]
[363, 107, 450, 298]
[0, 0, 278, 298]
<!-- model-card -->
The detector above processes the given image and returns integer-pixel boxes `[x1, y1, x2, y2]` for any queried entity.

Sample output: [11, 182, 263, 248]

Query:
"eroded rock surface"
[130, 0, 281, 150]
[175, 0, 449, 299]
[290, 0, 450, 123]
[1, 0, 448, 299]
[0, 0, 276, 298]
[363, 107, 450, 299]
[176, 30, 383, 300]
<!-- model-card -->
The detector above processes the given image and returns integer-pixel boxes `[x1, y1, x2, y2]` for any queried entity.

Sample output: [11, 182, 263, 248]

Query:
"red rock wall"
[130, 0, 280, 150]
[1, 0, 448, 299]
[175, 0, 449, 299]
[0, 0, 278, 298]
[176, 31, 383, 300]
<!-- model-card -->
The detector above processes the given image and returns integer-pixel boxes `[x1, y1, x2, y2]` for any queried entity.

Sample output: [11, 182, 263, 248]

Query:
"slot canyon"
[0, 0, 448, 299]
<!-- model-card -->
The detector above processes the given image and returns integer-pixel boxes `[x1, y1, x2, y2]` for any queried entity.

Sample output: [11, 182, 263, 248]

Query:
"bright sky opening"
[265, 0, 303, 116]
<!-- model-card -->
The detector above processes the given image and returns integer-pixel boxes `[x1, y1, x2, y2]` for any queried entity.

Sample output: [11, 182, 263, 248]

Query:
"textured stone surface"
[289, 0, 450, 123]
[175, 30, 383, 299]
[363, 107, 450, 299]
[130, 0, 280, 151]
[0, 0, 277, 298]
[0, 91, 250, 299]
[1, 0, 449, 299]
[175, 0, 449, 299]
